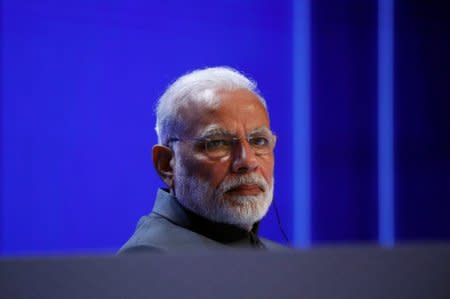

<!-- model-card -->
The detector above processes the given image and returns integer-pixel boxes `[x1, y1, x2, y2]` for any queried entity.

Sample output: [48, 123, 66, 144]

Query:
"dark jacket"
[119, 189, 287, 253]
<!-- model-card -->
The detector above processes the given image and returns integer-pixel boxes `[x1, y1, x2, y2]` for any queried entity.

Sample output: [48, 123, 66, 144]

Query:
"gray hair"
[155, 66, 267, 144]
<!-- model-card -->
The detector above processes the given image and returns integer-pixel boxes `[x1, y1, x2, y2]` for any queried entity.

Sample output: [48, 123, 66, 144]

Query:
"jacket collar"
[152, 189, 262, 244]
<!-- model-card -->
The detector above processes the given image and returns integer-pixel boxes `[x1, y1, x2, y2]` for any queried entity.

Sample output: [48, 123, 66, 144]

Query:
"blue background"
[1, 0, 449, 255]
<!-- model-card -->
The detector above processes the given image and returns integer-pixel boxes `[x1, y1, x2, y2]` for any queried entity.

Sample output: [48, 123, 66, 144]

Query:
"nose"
[231, 140, 258, 174]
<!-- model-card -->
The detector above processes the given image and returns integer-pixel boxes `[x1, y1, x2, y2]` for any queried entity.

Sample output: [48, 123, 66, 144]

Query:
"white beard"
[174, 167, 274, 230]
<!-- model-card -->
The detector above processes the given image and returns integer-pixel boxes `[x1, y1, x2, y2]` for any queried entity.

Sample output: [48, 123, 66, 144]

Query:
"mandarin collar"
[152, 189, 263, 245]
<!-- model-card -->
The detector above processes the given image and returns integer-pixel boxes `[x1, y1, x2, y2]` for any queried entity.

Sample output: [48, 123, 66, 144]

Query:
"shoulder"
[118, 213, 226, 253]
[260, 238, 292, 251]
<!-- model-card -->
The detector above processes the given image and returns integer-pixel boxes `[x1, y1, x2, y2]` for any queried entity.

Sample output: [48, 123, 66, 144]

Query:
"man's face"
[171, 89, 275, 229]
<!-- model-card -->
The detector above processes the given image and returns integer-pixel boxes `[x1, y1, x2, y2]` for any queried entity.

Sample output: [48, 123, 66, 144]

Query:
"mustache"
[219, 174, 269, 193]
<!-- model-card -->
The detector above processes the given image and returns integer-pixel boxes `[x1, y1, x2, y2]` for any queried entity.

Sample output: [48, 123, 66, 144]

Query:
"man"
[119, 66, 285, 252]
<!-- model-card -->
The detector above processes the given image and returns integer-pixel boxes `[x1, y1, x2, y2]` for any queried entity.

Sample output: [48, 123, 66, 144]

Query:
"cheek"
[259, 156, 275, 184]
[177, 154, 229, 186]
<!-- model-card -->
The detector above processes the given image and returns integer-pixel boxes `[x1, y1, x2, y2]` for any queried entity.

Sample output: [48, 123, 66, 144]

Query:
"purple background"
[1, 0, 449, 255]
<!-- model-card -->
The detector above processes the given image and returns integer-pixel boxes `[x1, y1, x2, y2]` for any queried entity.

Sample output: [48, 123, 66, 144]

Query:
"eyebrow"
[198, 125, 271, 138]
[249, 126, 271, 135]
[198, 125, 230, 138]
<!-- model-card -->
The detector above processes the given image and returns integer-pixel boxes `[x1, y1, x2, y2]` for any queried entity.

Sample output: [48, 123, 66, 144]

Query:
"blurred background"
[1, 0, 449, 255]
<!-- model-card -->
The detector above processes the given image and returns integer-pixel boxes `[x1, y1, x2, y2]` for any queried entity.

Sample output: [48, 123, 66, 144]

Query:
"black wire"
[273, 198, 290, 245]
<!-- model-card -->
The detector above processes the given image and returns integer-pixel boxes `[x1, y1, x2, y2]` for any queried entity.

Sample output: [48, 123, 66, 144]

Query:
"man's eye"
[250, 136, 269, 146]
[205, 139, 230, 150]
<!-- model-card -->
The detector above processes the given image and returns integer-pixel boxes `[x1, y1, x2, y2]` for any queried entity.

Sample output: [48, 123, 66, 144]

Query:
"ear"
[152, 144, 174, 188]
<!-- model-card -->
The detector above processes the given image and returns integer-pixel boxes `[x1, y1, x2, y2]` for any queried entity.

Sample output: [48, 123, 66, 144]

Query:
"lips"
[226, 184, 263, 196]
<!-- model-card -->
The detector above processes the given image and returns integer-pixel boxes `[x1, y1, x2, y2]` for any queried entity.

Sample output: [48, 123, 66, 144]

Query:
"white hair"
[155, 66, 267, 144]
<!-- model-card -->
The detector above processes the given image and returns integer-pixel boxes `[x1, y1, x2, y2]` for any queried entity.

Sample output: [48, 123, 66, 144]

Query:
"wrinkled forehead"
[175, 89, 270, 138]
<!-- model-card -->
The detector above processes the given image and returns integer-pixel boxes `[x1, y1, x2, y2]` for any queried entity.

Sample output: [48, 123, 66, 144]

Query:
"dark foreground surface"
[1, 244, 449, 299]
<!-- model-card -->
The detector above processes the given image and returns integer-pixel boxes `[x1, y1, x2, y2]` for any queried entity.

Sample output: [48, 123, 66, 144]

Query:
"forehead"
[178, 89, 270, 136]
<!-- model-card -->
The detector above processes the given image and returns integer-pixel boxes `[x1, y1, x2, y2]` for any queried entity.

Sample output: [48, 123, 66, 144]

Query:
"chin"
[175, 168, 274, 228]
[216, 192, 273, 228]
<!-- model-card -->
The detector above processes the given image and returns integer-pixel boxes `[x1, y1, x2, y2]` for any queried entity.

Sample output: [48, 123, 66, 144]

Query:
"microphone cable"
[273, 198, 290, 245]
